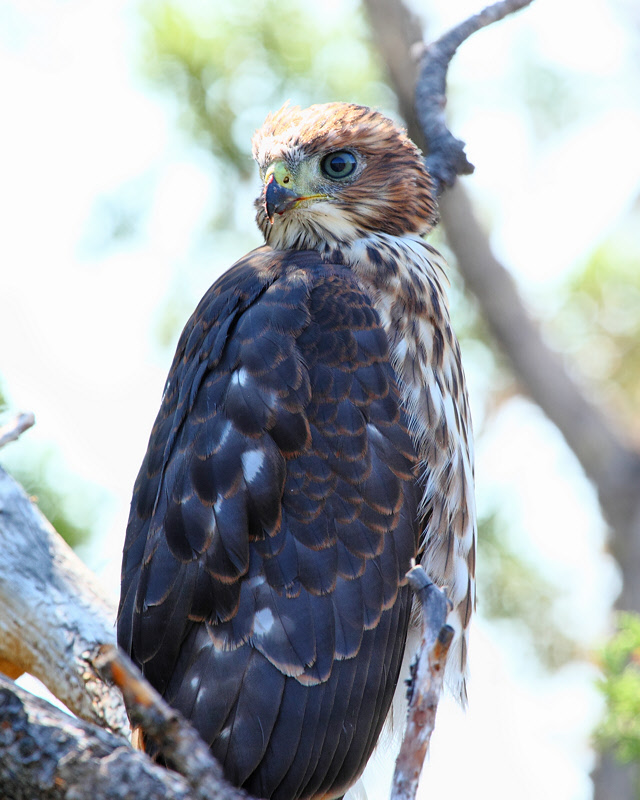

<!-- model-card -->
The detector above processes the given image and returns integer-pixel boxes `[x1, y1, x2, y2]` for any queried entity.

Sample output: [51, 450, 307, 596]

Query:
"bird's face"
[252, 102, 437, 251]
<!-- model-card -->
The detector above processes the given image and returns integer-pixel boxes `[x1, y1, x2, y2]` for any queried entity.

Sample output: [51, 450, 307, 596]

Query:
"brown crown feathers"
[252, 103, 437, 247]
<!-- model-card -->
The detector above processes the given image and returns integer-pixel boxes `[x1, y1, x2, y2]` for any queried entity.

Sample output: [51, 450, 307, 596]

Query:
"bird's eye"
[320, 151, 357, 180]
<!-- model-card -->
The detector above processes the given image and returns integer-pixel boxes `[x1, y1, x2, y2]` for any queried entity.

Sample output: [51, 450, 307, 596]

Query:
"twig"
[391, 566, 453, 800]
[0, 411, 35, 450]
[95, 645, 250, 800]
[415, 0, 535, 196]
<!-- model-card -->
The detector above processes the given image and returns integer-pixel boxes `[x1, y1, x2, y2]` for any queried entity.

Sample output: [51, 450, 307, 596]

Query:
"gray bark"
[0, 465, 128, 738]
[0, 675, 194, 800]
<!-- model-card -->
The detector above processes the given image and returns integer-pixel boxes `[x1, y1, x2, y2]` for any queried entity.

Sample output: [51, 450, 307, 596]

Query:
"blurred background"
[1, 0, 639, 797]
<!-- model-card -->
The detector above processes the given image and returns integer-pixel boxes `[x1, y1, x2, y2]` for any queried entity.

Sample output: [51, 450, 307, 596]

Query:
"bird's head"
[252, 102, 437, 251]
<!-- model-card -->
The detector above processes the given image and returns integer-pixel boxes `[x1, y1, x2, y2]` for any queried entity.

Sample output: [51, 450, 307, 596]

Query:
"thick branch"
[0, 467, 258, 799]
[0, 465, 128, 737]
[0, 675, 197, 800]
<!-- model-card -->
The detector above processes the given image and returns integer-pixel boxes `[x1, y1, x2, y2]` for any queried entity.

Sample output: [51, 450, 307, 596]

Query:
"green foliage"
[141, 0, 392, 177]
[597, 613, 640, 766]
[5, 451, 96, 551]
[477, 510, 579, 669]
[553, 215, 640, 425]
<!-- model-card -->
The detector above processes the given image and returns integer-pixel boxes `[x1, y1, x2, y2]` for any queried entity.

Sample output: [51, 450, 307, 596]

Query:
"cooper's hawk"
[118, 102, 475, 800]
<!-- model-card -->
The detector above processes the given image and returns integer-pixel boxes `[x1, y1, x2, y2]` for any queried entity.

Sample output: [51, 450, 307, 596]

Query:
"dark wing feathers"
[117, 247, 419, 800]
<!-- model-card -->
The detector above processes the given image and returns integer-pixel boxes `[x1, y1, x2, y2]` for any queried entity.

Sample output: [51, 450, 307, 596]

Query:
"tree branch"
[0, 412, 35, 450]
[363, 0, 640, 596]
[415, 0, 534, 195]
[0, 464, 255, 799]
[0, 674, 197, 800]
[391, 567, 452, 800]
[0, 465, 128, 737]
[95, 646, 249, 800]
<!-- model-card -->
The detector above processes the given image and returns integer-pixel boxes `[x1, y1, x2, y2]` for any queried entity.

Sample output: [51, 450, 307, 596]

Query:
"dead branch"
[0, 674, 196, 800]
[391, 567, 452, 800]
[95, 646, 249, 800]
[0, 465, 254, 799]
[0, 412, 35, 450]
[362, 0, 640, 604]
[0, 465, 128, 737]
[367, 0, 533, 197]
[415, 0, 534, 195]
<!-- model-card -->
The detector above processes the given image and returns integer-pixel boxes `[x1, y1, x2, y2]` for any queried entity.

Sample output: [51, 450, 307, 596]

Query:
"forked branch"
[415, 0, 534, 195]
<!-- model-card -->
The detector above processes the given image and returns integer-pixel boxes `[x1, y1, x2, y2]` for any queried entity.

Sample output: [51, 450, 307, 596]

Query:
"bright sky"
[1, 1, 639, 798]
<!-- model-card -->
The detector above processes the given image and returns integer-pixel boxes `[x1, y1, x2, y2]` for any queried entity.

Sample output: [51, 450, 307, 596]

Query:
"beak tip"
[264, 173, 299, 221]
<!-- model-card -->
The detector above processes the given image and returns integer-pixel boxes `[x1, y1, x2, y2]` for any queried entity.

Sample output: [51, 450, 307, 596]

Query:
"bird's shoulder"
[151, 244, 385, 452]
[117, 243, 418, 692]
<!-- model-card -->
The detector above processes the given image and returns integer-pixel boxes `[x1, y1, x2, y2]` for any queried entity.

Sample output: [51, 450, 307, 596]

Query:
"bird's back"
[117, 249, 420, 800]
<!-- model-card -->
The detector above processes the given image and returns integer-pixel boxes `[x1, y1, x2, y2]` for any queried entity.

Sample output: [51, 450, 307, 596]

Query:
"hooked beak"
[264, 173, 301, 223]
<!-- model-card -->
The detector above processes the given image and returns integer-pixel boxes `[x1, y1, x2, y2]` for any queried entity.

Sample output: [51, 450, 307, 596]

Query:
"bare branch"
[416, 0, 534, 195]
[364, 0, 640, 593]
[0, 412, 35, 450]
[391, 566, 453, 800]
[0, 465, 128, 737]
[0, 674, 198, 800]
[95, 646, 250, 800]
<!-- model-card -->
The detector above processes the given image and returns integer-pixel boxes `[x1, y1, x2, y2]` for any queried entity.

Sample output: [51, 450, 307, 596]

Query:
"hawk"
[118, 102, 476, 800]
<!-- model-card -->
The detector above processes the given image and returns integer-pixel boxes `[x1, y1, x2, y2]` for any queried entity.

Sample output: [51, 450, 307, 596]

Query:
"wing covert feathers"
[117, 247, 419, 800]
